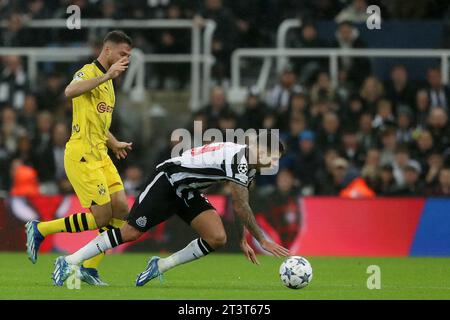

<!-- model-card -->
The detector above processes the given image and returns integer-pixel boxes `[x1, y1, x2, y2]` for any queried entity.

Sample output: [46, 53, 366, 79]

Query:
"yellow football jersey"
[65, 60, 115, 162]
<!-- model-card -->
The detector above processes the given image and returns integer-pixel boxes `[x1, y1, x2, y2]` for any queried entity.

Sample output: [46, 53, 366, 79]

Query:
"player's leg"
[81, 162, 128, 272]
[26, 157, 113, 264]
[156, 209, 225, 274]
[52, 171, 170, 285]
[135, 192, 222, 286]
[79, 160, 128, 283]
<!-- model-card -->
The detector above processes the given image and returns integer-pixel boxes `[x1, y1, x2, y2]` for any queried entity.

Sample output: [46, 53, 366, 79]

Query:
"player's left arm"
[107, 131, 133, 160]
[229, 182, 290, 259]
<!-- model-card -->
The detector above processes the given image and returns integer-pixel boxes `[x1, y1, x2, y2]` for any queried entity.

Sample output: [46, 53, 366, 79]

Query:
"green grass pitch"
[1, 252, 450, 299]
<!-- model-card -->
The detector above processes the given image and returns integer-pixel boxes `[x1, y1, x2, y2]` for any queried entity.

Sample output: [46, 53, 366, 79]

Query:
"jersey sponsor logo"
[136, 216, 147, 228]
[96, 102, 113, 113]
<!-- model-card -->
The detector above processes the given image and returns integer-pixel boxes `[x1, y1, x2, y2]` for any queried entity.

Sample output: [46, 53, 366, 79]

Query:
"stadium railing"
[0, 19, 216, 110]
[229, 48, 450, 103]
[276, 18, 302, 73]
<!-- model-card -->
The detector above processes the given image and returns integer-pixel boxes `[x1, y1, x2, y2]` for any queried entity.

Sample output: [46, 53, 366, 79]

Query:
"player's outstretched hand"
[240, 239, 260, 265]
[112, 141, 133, 160]
[260, 239, 290, 258]
[107, 57, 129, 79]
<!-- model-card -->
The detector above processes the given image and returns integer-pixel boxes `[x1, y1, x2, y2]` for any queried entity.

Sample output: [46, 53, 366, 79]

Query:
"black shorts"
[127, 171, 215, 232]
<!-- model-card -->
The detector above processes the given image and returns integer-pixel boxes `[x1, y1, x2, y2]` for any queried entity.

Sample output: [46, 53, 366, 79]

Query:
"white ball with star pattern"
[279, 256, 313, 289]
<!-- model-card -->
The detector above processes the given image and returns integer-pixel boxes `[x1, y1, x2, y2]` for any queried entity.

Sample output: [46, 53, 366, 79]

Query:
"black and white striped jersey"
[156, 142, 256, 196]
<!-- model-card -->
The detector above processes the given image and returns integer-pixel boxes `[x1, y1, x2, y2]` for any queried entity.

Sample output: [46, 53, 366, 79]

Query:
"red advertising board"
[290, 197, 425, 256]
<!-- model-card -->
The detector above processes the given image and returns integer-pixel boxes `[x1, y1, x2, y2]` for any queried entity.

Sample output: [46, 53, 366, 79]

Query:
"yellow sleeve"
[71, 64, 95, 83]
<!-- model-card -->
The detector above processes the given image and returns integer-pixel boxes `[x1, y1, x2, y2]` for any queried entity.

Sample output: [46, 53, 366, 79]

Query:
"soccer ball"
[279, 256, 313, 289]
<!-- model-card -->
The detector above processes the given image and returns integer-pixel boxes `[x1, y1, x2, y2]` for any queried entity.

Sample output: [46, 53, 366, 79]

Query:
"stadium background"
[1, 0, 450, 257]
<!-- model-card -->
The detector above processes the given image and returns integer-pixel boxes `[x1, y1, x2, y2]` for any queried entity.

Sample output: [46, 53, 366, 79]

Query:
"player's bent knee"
[120, 223, 143, 242]
[207, 232, 227, 249]
[93, 212, 112, 228]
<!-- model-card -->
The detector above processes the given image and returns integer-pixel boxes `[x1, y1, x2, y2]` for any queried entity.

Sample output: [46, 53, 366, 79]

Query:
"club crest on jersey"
[72, 124, 80, 133]
[136, 216, 147, 228]
[97, 183, 106, 196]
[97, 102, 113, 113]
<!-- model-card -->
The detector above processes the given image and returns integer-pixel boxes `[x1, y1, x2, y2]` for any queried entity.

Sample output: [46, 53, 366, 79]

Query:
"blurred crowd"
[1, 0, 450, 207]
[2, 0, 450, 82]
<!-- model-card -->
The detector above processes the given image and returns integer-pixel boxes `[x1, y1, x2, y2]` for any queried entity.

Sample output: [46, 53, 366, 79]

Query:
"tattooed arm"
[229, 182, 290, 260]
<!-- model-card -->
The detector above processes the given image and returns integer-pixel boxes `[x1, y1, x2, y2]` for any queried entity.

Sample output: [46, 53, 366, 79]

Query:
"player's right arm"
[64, 57, 129, 98]
[229, 182, 290, 259]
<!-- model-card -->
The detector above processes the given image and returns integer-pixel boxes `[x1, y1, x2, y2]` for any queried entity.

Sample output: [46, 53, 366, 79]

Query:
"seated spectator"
[331, 21, 371, 86]
[385, 64, 415, 111]
[341, 94, 366, 131]
[228, 1, 262, 48]
[18, 94, 39, 139]
[291, 130, 323, 189]
[36, 72, 65, 113]
[1, 107, 26, 156]
[394, 160, 424, 196]
[237, 86, 268, 130]
[288, 90, 309, 117]
[266, 66, 302, 112]
[379, 127, 398, 165]
[427, 108, 450, 150]
[317, 157, 350, 195]
[31, 111, 54, 184]
[309, 97, 332, 130]
[413, 130, 435, 169]
[154, 4, 189, 89]
[199, 0, 238, 79]
[395, 106, 414, 146]
[335, 0, 370, 23]
[124, 165, 144, 197]
[217, 108, 238, 135]
[376, 164, 398, 196]
[341, 129, 365, 167]
[424, 151, 444, 187]
[392, 145, 411, 187]
[357, 112, 378, 151]
[316, 111, 341, 150]
[315, 147, 340, 193]
[0, 56, 28, 111]
[201, 86, 230, 129]
[360, 75, 384, 113]
[426, 67, 450, 110]
[414, 89, 430, 128]
[1, 13, 32, 46]
[281, 114, 307, 154]
[372, 98, 396, 129]
[287, 20, 328, 83]
[310, 71, 336, 104]
[26, 0, 50, 20]
[360, 147, 381, 190]
[427, 167, 450, 196]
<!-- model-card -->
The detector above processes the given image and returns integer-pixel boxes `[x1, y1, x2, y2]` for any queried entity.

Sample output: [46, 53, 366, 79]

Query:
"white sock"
[65, 229, 122, 265]
[157, 238, 214, 273]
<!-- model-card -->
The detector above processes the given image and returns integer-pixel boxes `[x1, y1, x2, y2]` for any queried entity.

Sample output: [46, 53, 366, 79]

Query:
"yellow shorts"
[64, 153, 124, 208]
